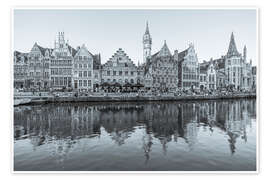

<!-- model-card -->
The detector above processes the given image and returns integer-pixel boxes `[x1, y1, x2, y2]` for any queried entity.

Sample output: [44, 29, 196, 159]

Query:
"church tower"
[143, 21, 152, 64]
[226, 32, 240, 58]
[225, 32, 242, 90]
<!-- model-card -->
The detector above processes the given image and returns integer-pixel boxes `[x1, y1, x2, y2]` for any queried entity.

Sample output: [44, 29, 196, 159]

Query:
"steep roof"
[227, 32, 240, 58]
[178, 48, 188, 61]
[14, 51, 21, 57]
[14, 51, 28, 63]
[213, 58, 225, 69]
[199, 57, 225, 72]
[93, 54, 101, 70]
[34, 43, 46, 56]
[158, 40, 172, 57]
[151, 51, 159, 59]
[67, 44, 77, 57]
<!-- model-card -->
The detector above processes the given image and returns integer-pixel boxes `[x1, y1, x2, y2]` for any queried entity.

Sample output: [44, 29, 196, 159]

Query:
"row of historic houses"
[14, 23, 256, 92]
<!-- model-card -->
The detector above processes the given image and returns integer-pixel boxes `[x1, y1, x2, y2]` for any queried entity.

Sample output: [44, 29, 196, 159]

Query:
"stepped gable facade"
[101, 48, 138, 85]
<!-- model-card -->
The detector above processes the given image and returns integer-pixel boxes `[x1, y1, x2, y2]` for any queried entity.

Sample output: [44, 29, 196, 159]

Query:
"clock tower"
[143, 21, 152, 64]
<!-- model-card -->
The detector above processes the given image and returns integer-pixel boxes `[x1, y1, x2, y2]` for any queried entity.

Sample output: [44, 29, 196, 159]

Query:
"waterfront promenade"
[14, 91, 256, 106]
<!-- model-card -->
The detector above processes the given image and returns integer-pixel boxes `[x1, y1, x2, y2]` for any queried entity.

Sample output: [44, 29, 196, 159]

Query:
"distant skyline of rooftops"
[14, 9, 257, 65]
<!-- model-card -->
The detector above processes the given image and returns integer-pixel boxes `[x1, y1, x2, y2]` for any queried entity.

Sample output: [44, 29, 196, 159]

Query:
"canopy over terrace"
[100, 82, 144, 92]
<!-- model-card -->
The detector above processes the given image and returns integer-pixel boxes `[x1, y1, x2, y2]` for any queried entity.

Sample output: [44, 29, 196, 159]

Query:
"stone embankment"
[14, 93, 256, 106]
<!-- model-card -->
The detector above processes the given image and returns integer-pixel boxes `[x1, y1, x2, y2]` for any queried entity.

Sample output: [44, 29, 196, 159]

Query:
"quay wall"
[14, 93, 256, 106]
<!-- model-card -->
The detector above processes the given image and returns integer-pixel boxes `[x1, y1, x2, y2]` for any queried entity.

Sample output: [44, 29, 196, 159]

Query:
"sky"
[14, 9, 257, 65]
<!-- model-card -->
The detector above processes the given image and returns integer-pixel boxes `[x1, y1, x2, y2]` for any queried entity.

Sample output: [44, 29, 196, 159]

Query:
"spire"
[227, 32, 240, 57]
[243, 45, 247, 61]
[145, 21, 150, 34]
[158, 40, 172, 57]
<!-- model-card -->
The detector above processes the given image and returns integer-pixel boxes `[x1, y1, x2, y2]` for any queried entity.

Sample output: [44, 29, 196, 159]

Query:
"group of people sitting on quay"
[14, 85, 256, 98]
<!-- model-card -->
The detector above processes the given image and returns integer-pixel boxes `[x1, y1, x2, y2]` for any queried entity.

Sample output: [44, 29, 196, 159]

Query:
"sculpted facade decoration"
[144, 41, 178, 90]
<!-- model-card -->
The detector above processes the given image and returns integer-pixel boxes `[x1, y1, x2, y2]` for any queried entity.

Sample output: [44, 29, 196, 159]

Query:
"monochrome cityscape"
[14, 22, 256, 94]
[13, 9, 257, 172]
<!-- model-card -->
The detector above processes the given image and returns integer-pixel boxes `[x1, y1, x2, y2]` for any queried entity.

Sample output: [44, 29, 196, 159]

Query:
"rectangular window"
[107, 71, 110, 76]
[64, 77, 67, 86]
[88, 71, 91, 77]
[83, 80, 87, 87]
[79, 71, 82, 77]
[84, 64, 87, 68]
[83, 71, 87, 77]
[125, 71, 128, 75]
[119, 71, 122, 76]
[55, 77, 59, 85]
[131, 71, 134, 76]
[51, 77, 54, 86]
[68, 77, 71, 87]
[60, 77, 63, 86]
[113, 71, 116, 76]
[79, 80, 82, 87]
[88, 80, 91, 87]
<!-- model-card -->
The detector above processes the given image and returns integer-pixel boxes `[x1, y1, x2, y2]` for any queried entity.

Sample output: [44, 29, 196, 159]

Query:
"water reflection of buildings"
[98, 104, 142, 145]
[14, 99, 256, 161]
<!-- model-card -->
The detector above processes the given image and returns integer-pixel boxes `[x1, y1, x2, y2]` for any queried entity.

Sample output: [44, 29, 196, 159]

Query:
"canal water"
[14, 99, 256, 171]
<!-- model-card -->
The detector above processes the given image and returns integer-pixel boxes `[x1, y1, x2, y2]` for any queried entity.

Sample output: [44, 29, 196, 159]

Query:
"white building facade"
[72, 44, 95, 91]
